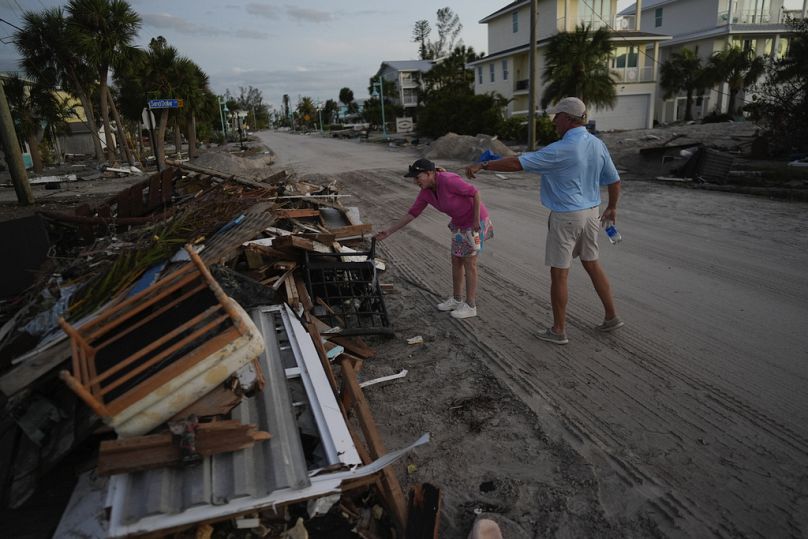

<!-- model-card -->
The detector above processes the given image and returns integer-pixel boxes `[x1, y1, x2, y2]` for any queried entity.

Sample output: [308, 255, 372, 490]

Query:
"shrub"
[417, 93, 506, 138]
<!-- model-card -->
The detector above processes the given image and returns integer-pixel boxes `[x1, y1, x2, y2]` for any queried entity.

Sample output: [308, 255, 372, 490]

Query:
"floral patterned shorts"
[449, 217, 494, 257]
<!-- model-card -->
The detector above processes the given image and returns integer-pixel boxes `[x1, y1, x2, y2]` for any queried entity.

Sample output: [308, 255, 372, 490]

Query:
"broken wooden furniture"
[58, 246, 264, 437]
[303, 239, 392, 336]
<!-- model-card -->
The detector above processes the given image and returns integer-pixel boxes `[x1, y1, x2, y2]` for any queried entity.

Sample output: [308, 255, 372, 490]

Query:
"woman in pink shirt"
[374, 159, 494, 319]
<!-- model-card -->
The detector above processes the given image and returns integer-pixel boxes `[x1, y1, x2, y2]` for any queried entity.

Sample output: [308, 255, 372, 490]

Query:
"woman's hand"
[472, 222, 481, 233]
[374, 229, 390, 241]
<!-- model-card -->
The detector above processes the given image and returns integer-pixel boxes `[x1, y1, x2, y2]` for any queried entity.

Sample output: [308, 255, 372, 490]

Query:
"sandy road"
[258, 130, 808, 537]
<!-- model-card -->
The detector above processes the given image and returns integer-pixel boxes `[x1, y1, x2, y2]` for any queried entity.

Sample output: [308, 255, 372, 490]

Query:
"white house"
[373, 60, 434, 111]
[619, 0, 808, 123]
[468, 1, 671, 130]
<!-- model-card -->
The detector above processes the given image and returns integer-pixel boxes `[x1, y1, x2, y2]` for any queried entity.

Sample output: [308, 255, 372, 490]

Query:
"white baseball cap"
[547, 97, 587, 119]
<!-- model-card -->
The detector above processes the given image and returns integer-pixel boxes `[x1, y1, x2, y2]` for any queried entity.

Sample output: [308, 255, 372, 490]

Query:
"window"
[612, 46, 638, 68]
[477, 66, 483, 84]
[489, 63, 495, 82]
[512, 11, 518, 32]
[502, 60, 509, 81]
[655, 7, 663, 27]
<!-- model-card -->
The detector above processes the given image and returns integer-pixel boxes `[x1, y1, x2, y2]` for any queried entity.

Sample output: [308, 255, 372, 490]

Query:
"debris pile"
[426, 132, 516, 162]
[0, 159, 436, 537]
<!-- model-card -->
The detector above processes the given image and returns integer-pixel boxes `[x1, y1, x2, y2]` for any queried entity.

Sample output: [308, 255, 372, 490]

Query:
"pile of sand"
[426, 133, 516, 163]
[191, 151, 275, 181]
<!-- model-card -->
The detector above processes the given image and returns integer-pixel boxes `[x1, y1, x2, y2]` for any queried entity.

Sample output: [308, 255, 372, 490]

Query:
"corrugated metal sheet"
[200, 202, 276, 265]
[106, 303, 360, 535]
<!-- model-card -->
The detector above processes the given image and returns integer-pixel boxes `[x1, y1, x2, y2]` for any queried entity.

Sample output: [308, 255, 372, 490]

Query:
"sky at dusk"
[0, 0, 802, 110]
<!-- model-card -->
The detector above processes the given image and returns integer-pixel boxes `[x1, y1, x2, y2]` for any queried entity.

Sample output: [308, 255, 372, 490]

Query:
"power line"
[0, 17, 22, 32]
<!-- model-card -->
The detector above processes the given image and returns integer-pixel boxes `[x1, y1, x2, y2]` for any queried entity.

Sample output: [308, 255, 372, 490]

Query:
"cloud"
[245, 3, 279, 19]
[285, 6, 334, 23]
[141, 12, 269, 39]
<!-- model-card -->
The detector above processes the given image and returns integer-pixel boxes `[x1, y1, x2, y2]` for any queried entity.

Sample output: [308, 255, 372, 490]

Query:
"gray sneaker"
[437, 297, 462, 311]
[450, 302, 477, 319]
[538, 328, 569, 345]
[596, 316, 625, 332]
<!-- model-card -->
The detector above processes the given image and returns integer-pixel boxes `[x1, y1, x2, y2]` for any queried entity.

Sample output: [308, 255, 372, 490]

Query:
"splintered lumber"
[170, 385, 243, 420]
[271, 235, 332, 253]
[165, 159, 269, 189]
[97, 420, 271, 476]
[406, 483, 442, 539]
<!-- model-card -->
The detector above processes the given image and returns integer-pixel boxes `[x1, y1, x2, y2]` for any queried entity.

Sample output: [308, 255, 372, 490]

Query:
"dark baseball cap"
[404, 158, 436, 177]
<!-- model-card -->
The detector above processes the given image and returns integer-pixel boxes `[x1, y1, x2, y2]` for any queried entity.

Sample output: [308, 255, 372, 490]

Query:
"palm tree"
[542, 24, 616, 110]
[67, 0, 141, 163]
[176, 62, 210, 158]
[707, 46, 765, 115]
[660, 48, 710, 121]
[296, 96, 317, 129]
[4, 75, 70, 173]
[139, 37, 186, 169]
[15, 8, 104, 160]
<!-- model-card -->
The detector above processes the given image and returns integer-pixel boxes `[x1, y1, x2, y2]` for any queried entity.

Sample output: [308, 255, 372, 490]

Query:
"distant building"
[468, 1, 671, 131]
[620, 0, 808, 123]
[373, 60, 435, 111]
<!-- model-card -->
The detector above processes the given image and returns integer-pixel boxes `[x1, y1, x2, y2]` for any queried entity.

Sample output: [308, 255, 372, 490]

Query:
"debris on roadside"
[0, 153, 433, 537]
[426, 132, 516, 162]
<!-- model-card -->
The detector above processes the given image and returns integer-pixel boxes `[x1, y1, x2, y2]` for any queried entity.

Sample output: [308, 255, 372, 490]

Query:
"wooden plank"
[271, 235, 332, 254]
[294, 274, 313, 311]
[406, 483, 441, 539]
[274, 208, 321, 219]
[339, 356, 408, 530]
[328, 224, 373, 239]
[329, 336, 375, 359]
[97, 421, 270, 475]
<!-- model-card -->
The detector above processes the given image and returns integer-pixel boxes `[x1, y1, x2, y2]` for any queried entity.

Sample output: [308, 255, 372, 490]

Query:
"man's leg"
[581, 259, 617, 320]
[462, 255, 478, 307]
[451, 255, 464, 300]
[550, 266, 569, 334]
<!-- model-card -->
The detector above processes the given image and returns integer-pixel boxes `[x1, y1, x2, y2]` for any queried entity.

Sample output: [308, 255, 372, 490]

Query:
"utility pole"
[527, 0, 538, 151]
[0, 80, 33, 205]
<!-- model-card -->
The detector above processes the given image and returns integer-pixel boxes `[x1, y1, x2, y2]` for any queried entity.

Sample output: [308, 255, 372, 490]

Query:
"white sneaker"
[437, 297, 463, 311]
[450, 302, 477, 319]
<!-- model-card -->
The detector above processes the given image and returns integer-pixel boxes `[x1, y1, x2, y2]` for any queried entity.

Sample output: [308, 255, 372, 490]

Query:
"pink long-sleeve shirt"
[407, 171, 489, 228]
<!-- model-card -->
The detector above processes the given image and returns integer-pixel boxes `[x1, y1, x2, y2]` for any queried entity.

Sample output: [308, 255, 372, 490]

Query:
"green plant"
[498, 117, 527, 143]
[536, 114, 560, 145]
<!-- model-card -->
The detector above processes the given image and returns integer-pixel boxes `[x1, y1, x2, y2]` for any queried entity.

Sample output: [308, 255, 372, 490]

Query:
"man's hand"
[465, 163, 483, 179]
[600, 207, 617, 225]
[374, 230, 390, 241]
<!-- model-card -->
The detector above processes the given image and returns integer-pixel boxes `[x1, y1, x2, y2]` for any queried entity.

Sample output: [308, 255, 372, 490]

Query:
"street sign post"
[147, 99, 183, 109]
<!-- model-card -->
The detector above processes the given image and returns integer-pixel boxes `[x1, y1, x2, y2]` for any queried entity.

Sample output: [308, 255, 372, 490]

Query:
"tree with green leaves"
[4, 75, 72, 172]
[541, 24, 616, 111]
[296, 96, 317, 129]
[412, 20, 432, 60]
[67, 0, 141, 163]
[746, 17, 808, 154]
[707, 46, 765, 116]
[421, 45, 482, 99]
[322, 99, 339, 125]
[15, 7, 104, 160]
[660, 48, 710, 121]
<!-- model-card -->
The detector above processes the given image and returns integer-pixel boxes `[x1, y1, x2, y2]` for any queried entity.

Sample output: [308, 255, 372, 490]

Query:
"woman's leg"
[462, 255, 478, 307]
[451, 255, 464, 300]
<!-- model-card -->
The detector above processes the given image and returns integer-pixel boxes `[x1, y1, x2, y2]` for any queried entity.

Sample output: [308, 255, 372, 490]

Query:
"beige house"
[619, 0, 808, 123]
[469, 1, 671, 130]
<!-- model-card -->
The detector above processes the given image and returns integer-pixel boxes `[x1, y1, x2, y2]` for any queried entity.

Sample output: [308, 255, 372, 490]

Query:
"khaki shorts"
[545, 207, 600, 268]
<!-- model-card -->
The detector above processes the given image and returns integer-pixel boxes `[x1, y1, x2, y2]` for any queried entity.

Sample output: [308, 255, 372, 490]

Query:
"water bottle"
[604, 222, 622, 244]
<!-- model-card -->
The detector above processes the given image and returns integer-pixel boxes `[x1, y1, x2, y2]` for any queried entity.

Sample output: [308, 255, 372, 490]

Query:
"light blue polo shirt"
[518, 126, 620, 212]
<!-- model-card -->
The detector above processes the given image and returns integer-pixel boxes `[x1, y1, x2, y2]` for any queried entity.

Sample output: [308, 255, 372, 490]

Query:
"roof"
[618, 0, 676, 16]
[379, 60, 434, 72]
[480, 0, 530, 23]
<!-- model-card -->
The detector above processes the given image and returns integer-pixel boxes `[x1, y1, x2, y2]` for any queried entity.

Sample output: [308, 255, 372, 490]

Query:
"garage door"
[590, 94, 649, 131]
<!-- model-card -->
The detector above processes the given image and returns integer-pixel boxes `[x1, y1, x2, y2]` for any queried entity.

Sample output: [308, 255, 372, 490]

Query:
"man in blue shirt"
[465, 97, 623, 345]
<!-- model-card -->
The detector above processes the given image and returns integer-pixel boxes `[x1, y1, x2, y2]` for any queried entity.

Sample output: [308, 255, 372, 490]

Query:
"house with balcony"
[373, 60, 434, 112]
[468, 1, 671, 130]
[619, 0, 808, 123]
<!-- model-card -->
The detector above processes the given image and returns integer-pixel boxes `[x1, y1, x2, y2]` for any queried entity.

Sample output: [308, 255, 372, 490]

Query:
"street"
[257, 130, 808, 537]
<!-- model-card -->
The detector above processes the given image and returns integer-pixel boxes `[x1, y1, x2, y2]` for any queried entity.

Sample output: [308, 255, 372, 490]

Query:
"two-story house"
[373, 60, 434, 113]
[620, 0, 807, 123]
[469, 1, 671, 131]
